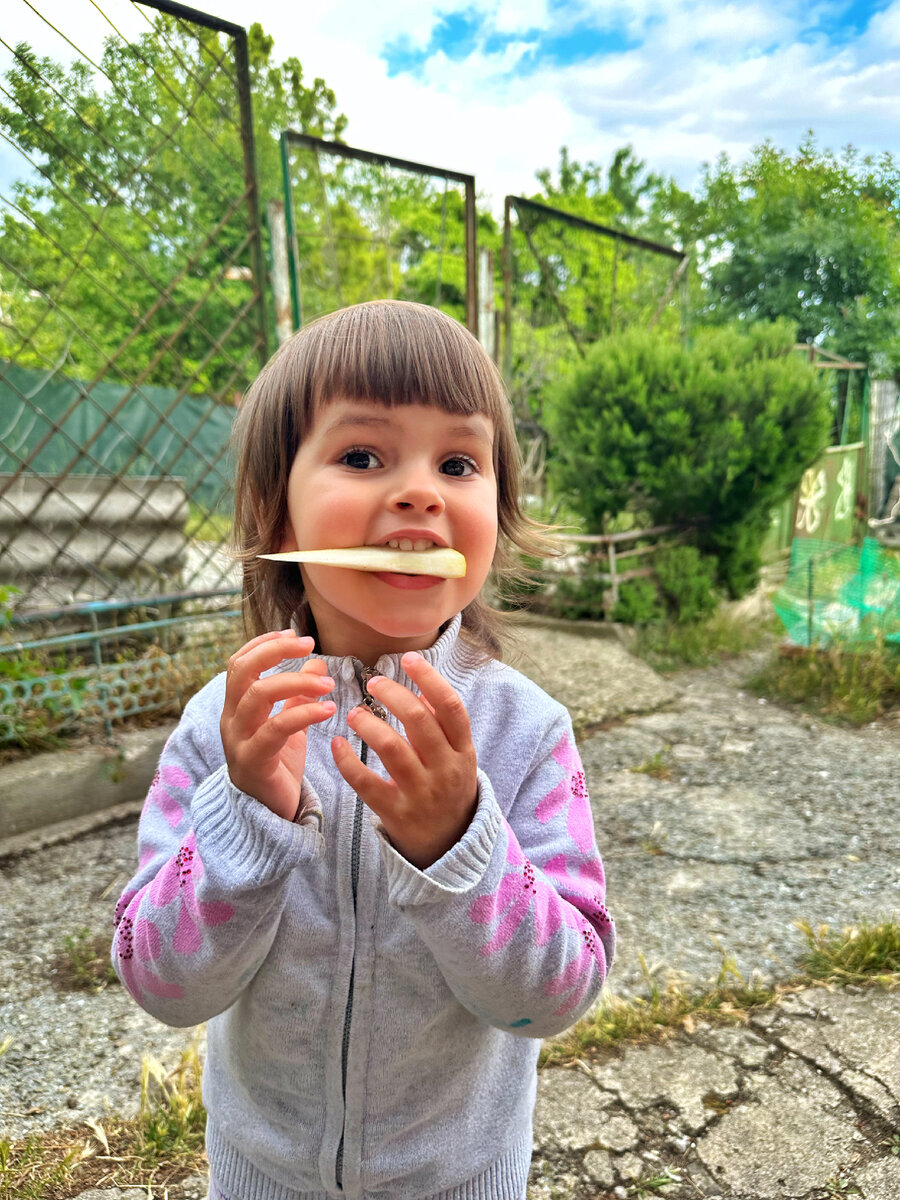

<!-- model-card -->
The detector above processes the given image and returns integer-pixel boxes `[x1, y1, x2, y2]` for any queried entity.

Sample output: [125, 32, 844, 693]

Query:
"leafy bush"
[545, 321, 831, 597]
[654, 545, 720, 623]
[612, 577, 664, 624]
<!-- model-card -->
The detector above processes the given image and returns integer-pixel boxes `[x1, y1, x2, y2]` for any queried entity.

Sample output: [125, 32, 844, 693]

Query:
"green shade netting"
[774, 537, 900, 647]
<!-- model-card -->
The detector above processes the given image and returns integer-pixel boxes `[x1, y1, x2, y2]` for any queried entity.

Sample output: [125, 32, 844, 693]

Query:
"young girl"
[112, 300, 614, 1200]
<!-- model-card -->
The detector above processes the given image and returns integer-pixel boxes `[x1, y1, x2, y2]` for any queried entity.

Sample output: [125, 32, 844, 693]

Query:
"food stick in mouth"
[258, 546, 466, 578]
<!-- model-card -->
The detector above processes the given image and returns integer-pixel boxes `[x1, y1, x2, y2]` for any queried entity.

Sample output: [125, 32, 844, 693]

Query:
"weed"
[640, 821, 669, 856]
[748, 639, 900, 726]
[882, 1133, 900, 1156]
[49, 929, 119, 994]
[627, 1167, 683, 1196]
[824, 1170, 861, 1195]
[634, 610, 775, 672]
[540, 951, 776, 1066]
[136, 1043, 206, 1165]
[797, 917, 900, 985]
[0, 1042, 206, 1199]
[631, 752, 671, 781]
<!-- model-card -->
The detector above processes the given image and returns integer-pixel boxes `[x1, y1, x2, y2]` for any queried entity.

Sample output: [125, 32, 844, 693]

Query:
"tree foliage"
[0, 19, 344, 393]
[698, 138, 900, 374]
[545, 321, 832, 596]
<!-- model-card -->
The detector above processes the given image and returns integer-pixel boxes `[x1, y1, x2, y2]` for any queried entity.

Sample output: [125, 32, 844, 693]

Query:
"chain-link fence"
[1, 0, 269, 745]
[277, 132, 478, 338]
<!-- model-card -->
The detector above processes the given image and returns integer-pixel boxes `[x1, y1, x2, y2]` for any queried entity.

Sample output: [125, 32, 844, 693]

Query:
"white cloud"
[5, 0, 899, 213]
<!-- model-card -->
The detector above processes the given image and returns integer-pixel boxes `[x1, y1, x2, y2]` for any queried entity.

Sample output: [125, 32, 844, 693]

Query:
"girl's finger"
[363, 675, 446, 763]
[345, 706, 422, 790]
[249, 699, 336, 757]
[224, 633, 315, 708]
[331, 736, 398, 816]
[232, 669, 335, 730]
[400, 653, 472, 753]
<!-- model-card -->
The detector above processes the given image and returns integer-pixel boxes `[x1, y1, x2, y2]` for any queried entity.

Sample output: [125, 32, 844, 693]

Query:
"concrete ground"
[0, 616, 897, 1199]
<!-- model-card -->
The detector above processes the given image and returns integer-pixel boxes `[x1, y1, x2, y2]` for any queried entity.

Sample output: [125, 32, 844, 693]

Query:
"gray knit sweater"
[112, 615, 614, 1200]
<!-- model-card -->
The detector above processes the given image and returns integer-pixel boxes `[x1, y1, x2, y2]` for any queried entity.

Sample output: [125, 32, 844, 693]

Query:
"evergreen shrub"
[545, 321, 831, 597]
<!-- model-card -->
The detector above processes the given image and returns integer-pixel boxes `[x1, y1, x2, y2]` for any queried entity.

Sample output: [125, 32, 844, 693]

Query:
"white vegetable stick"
[258, 546, 466, 577]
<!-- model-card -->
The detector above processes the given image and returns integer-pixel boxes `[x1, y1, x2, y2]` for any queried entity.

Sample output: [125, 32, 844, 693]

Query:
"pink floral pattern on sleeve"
[468, 822, 612, 1017]
[149, 763, 192, 830]
[534, 732, 594, 854]
[113, 834, 234, 1003]
[467, 728, 614, 1021]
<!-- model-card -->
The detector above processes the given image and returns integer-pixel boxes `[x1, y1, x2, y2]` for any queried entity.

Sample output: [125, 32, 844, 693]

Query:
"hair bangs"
[305, 301, 501, 421]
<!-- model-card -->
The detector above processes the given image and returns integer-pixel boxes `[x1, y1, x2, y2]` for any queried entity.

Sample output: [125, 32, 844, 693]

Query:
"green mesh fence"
[773, 537, 900, 647]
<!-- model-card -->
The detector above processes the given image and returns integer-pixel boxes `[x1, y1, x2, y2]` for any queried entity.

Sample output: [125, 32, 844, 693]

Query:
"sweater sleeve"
[376, 712, 615, 1038]
[111, 695, 324, 1027]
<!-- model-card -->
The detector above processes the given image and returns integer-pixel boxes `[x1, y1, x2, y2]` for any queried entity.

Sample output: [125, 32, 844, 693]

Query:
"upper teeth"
[386, 538, 437, 551]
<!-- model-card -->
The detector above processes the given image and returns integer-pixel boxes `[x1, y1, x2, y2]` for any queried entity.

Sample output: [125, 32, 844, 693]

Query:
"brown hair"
[232, 300, 557, 657]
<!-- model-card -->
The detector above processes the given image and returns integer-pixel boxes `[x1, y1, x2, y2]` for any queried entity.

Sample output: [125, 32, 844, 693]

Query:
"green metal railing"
[0, 590, 241, 745]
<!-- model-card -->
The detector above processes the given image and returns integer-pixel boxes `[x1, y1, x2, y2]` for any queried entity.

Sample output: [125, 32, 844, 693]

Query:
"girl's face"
[280, 398, 499, 662]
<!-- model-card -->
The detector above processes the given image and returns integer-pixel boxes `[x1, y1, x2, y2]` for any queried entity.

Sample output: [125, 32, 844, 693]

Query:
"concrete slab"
[697, 1057, 856, 1197]
[0, 724, 174, 842]
[507, 616, 678, 729]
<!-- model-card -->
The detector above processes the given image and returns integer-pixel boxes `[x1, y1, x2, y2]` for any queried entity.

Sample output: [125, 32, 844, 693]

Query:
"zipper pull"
[357, 664, 388, 721]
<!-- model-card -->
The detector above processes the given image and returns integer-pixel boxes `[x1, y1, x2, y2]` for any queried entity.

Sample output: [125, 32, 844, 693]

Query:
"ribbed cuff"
[377, 770, 503, 906]
[192, 764, 324, 886]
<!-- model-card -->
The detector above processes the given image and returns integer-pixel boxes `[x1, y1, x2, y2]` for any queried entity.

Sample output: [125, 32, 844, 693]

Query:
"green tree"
[283, 152, 493, 328]
[0, 19, 345, 394]
[545, 321, 832, 596]
[699, 137, 900, 373]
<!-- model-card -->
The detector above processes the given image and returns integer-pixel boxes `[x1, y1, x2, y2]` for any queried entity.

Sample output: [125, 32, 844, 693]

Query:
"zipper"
[335, 666, 387, 1189]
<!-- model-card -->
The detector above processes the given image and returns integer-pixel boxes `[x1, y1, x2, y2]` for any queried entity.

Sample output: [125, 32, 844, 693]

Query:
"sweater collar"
[285, 613, 464, 691]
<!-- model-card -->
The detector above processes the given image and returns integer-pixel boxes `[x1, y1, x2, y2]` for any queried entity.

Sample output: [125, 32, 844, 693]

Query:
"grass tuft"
[0, 1042, 206, 1200]
[633, 610, 775, 673]
[627, 1167, 683, 1195]
[49, 929, 119, 994]
[748, 640, 900, 726]
[797, 917, 900, 985]
[630, 752, 671, 781]
[540, 951, 776, 1067]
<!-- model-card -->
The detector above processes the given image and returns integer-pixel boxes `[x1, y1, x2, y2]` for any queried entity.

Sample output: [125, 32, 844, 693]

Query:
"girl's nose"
[389, 466, 445, 514]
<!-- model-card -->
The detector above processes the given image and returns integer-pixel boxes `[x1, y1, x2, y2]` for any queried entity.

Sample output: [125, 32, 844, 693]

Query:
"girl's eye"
[340, 448, 382, 470]
[441, 456, 477, 478]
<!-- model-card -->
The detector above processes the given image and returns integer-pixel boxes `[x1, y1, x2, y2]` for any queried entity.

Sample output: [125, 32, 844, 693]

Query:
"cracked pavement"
[0, 617, 897, 1199]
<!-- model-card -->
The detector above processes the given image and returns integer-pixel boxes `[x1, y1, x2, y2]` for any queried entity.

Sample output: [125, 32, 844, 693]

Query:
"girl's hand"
[331, 652, 478, 870]
[221, 630, 336, 820]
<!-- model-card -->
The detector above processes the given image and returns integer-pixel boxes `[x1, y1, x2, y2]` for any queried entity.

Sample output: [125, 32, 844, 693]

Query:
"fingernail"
[367, 675, 385, 688]
[319, 676, 335, 687]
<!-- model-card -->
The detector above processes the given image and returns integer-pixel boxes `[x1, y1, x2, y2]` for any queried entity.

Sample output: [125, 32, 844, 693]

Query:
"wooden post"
[267, 200, 293, 346]
[605, 541, 618, 616]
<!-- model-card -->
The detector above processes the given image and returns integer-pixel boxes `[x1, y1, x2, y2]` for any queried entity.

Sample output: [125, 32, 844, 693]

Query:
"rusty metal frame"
[502, 194, 686, 375]
[280, 131, 478, 335]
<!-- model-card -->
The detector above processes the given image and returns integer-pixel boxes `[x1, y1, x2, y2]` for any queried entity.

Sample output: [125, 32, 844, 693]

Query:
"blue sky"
[3, 0, 900, 213]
